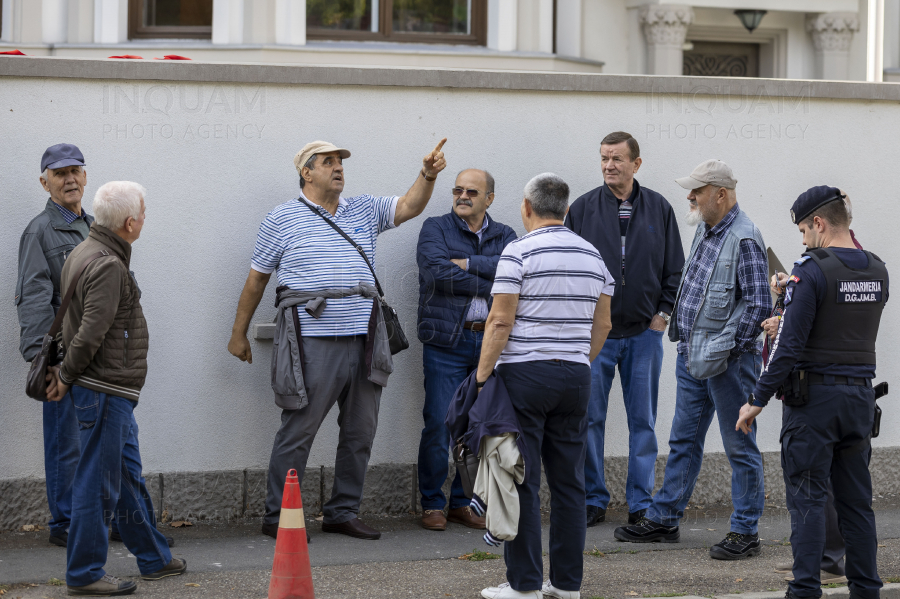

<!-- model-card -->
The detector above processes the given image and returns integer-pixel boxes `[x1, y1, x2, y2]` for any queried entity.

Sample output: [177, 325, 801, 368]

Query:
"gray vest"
[669, 209, 766, 380]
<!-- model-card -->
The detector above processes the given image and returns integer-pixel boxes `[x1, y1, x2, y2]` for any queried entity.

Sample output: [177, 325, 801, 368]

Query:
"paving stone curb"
[650, 583, 900, 599]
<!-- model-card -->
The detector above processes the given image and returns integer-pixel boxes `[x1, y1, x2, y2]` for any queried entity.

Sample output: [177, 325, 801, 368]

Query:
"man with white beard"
[614, 159, 770, 561]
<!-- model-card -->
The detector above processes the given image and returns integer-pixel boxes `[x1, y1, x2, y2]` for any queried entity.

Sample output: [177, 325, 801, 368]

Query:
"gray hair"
[298, 154, 317, 189]
[524, 173, 569, 220]
[41, 165, 83, 182]
[93, 181, 145, 229]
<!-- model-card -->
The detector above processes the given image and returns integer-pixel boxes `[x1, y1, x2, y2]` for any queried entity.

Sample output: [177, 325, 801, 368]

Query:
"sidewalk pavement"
[2, 502, 899, 598]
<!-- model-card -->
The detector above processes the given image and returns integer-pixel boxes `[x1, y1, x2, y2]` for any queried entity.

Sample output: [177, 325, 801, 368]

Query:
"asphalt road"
[2, 501, 899, 598]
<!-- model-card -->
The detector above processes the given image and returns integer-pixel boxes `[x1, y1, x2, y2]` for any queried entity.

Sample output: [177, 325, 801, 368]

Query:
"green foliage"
[47, 578, 65, 586]
[459, 549, 500, 561]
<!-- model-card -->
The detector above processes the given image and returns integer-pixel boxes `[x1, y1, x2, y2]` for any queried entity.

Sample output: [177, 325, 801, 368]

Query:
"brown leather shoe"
[421, 510, 447, 531]
[447, 506, 486, 529]
[321, 517, 381, 540]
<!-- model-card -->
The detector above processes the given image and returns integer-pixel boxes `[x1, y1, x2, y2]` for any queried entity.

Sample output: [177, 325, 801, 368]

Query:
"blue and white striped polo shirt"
[251, 192, 398, 337]
[492, 225, 615, 366]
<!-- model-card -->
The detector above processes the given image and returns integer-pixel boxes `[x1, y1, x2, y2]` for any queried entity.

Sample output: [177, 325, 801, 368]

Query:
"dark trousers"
[265, 336, 381, 525]
[418, 331, 483, 511]
[782, 382, 880, 599]
[497, 360, 591, 593]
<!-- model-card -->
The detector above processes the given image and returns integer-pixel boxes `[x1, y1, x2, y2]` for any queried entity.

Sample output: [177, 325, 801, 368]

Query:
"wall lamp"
[734, 9, 767, 33]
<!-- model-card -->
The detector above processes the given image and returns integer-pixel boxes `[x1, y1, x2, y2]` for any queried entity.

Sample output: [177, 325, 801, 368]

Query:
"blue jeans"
[43, 390, 81, 535]
[418, 331, 482, 511]
[67, 386, 171, 587]
[497, 360, 591, 593]
[585, 328, 664, 511]
[647, 352, 764, 535]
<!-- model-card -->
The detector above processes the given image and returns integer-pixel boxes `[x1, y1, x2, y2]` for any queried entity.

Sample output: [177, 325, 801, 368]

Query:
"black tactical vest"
[799, 247, 887, 365]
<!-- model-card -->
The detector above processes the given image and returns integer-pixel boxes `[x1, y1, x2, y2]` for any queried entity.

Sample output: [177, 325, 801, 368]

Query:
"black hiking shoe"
[628, 509, 647, 525]
[614, 517, 679, 543]
[709, 532, 761, 560]
[586, 506, 606, 527]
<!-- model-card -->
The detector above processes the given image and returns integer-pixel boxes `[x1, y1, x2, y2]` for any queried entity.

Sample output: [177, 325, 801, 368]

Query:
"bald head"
[453, 168, 496, 230]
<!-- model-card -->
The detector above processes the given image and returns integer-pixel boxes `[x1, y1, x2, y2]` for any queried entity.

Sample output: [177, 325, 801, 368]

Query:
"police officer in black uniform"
[736, 185, 888, 599]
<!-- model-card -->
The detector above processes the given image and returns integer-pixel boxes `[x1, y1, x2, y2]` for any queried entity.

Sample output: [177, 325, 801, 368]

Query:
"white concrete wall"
[1, 65, 900, 483]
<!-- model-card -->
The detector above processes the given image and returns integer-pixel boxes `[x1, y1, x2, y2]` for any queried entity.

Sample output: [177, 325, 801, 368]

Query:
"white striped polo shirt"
[492, 225, 615, 366]
[251, 192, 398, 337]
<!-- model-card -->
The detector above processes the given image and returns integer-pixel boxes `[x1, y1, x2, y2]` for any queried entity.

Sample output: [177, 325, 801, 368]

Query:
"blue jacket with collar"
[416, 211, 517, 348]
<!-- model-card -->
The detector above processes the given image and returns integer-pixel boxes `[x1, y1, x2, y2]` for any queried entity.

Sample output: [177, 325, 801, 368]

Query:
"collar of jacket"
[44, 198, 95, 231]
[600, 179, 642, 206]
[449, 210, 504, 241]
[89, 224, 132, 266]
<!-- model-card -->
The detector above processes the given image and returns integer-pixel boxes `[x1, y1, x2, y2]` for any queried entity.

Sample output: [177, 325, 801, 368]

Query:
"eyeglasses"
[452, 187, 482, 198]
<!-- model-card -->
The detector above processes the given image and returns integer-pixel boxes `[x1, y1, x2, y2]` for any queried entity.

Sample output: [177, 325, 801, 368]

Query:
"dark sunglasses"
[452, 187, 481, 198]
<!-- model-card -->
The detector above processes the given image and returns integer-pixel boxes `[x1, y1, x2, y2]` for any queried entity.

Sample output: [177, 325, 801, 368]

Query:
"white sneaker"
[542, 580, 581, 599]
[481, 582, 542, 599]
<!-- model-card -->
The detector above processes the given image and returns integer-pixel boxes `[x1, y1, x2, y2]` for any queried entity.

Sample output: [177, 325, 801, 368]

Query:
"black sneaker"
[110, 529, 175, 547]
[49, 532, 67, 547]
[586, 506, 606, 527]
[614, 517, 679, 543]
[628, 509, 647, 525]
[710, 532, 761, 560]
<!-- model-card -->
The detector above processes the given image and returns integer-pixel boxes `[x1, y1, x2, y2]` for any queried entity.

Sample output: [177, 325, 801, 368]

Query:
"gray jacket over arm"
[272, 284, 393, 410]
[16, 199, 92, 361]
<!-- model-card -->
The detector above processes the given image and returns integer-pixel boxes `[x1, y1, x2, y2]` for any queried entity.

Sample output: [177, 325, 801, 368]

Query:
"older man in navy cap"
[16, 144, 93, 548]
[738, 186, 887, 599]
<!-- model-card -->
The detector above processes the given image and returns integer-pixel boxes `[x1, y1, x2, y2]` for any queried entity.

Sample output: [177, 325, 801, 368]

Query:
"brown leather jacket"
[58, 225, 148, 402]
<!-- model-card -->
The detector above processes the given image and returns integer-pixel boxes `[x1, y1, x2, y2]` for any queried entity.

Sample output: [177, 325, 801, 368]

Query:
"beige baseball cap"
[676, 159, 737, 190]
[293, 141, 351, 175]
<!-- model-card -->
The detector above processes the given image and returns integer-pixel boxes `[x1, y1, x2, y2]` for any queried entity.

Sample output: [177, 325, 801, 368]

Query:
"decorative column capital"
[806, 12, 860, 52]
[639, 4, 694, 46]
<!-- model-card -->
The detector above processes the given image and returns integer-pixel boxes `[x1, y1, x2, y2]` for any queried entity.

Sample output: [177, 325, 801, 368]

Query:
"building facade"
[2, 0, 900, 80]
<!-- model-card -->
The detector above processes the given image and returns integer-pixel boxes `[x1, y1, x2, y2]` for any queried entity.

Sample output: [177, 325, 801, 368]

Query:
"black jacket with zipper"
[565, 180, 684, 339]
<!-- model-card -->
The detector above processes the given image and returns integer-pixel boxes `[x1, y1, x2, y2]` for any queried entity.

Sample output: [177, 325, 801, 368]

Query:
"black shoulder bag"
[26, 250, 110, 401]
[302, 201, 409, 355]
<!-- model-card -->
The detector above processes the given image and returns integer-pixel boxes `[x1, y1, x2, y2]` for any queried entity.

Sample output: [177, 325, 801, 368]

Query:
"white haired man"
[46, 182, 185, 596]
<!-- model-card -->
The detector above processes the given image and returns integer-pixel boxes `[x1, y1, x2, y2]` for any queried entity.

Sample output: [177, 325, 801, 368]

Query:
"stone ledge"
[710, 583, 900, 599]
[0, 56, 899, 102]
[3, 447, 900, 530]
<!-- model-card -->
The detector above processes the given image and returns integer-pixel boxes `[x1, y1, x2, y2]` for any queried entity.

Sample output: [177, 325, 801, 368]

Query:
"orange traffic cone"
[268, 469, 314, 599]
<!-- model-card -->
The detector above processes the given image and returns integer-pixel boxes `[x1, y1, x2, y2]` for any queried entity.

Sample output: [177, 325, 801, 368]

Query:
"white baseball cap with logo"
[676, 159, 737, 190]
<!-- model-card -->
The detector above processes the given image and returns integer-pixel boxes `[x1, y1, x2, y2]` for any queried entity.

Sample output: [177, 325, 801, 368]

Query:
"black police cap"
[790, 185, 844, 224]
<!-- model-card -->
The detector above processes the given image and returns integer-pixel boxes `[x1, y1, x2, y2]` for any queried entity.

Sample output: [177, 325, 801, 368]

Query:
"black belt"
[806, 373, 872, 387]
[463, 321, 486, 332]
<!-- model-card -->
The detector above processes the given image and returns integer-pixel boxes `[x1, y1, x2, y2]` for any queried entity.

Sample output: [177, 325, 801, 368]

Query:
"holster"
[779, 370, 810, 407]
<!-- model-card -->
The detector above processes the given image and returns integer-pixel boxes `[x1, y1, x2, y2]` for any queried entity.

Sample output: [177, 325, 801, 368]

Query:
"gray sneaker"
[67, 574, 137, 596]
[141, 558, 187, 581]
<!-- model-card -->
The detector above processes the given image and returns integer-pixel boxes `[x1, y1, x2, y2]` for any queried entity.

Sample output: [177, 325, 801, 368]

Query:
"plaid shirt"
[676, 204, 769, 357]
[53, 202, 88, 224]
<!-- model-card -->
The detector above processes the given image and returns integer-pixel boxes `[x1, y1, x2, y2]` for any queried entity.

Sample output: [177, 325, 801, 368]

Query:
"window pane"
[307, 0, 376, 32]
[393, 0, 470, 35]
[143, 0, 212, 27]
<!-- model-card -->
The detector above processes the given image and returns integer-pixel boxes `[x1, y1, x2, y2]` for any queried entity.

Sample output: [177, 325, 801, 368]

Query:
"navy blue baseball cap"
[40, 143, 85, 172]
[790, 185, 844, 224]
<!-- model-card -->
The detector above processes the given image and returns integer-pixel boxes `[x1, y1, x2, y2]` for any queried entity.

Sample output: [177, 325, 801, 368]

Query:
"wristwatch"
[747, 393, 758, 408]
[657, 311, 671, 324]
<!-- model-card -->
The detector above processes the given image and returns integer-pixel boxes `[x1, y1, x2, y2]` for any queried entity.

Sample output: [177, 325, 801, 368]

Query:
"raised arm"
[394, 138, 447, 226]
[228, 269, 271, 364]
